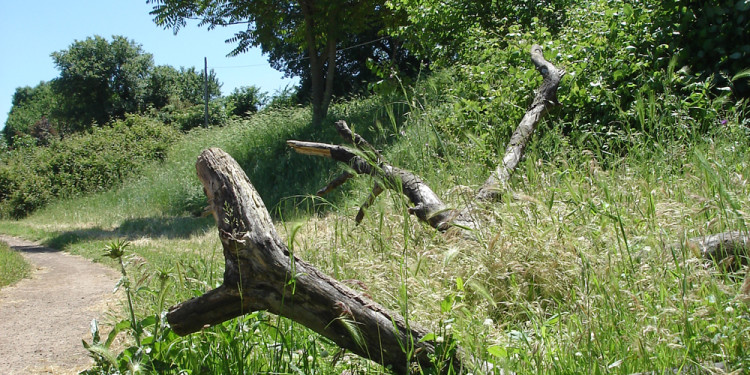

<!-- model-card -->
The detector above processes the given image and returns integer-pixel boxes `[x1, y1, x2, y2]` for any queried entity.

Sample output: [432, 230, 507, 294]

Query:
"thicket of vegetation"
[1, 0, 749, 373]
[0, 35, 272, 218]
[0, 115, 178, 218]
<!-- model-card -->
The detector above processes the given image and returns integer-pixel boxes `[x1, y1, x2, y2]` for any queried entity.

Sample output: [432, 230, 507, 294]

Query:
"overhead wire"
[211, 36, 388, 69]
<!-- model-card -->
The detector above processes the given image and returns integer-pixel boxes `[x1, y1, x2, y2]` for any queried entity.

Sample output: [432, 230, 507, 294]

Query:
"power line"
[212, 36, 387, 69]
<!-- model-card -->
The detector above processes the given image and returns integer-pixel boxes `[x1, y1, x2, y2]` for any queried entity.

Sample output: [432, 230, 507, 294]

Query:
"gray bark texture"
[680, 231, 750, 267]
[288, 44, 564, 231]
[475, 44, 565, 201]
[166, 148, 462, 374]
[287, 120, 454, 230]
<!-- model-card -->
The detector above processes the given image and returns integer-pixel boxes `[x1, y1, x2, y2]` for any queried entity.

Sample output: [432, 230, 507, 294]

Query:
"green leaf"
[139, 315, 158, 328]
[732, 68, 750, 82]
[105, 320, 132, 347]
[487, 345, 507, 358]
[441, 294, 454, 313]
[90, 319, 101, 343]
[419, 332, 436, 343]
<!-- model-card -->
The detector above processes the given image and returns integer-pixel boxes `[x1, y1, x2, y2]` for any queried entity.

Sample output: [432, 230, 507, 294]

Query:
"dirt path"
[0, 235, 120, 375]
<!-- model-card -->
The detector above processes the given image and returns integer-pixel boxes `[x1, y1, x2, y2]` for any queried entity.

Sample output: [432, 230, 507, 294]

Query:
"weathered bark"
[288, 44, 564, 230]
[475, 44, 565, 201]
[678, 231, 750, 266]
[288, 121, 455, 230]
[166, 148, 462, 374]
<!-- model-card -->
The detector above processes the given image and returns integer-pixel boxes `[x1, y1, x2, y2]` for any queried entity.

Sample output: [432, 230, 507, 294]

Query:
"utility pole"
[204, 57, 209, 128]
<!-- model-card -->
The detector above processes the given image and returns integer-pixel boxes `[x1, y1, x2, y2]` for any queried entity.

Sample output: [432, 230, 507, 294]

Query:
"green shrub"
[398, 0, 747, 161]
[226, 86, 268, 117]
[0, 115, 179, 218]
[670, 0, 750, 97]
[155, 100, 229, 131]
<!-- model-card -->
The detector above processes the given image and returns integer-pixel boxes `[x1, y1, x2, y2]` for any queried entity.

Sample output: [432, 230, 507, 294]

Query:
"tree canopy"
[51, 35, 154, 131]
[3, 35, 222, 145]
[149, 0, 413, 126]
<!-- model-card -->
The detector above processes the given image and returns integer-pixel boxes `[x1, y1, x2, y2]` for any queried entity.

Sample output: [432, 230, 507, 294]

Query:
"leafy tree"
[386, 0, 569, 64]
[51, 35, 154, 131]
[174, 67, 222, 105]
[149, 0, 408, 127]
[227, 86, 268, 117]
[3, 82, 58, 145]
[144, 65, 182, 109]
[145, 65, 221, 109]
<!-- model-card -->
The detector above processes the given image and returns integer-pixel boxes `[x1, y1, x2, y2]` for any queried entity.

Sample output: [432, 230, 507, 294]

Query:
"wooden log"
[679, 231, 750, 267]
[166, 148, 463, 374]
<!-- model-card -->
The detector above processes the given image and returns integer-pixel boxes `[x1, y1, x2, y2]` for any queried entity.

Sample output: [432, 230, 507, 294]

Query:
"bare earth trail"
[0, 235, 120, 375]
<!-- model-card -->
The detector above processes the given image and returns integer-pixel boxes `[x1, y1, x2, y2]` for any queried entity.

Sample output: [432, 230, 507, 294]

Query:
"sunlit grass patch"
[0, 241, 31, 288]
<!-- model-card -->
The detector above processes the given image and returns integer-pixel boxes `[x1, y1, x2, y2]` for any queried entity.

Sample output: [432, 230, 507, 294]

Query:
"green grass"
[0, 241, 31, 288]
[2, 106, 748, 373]
[1, 1, 749, 370]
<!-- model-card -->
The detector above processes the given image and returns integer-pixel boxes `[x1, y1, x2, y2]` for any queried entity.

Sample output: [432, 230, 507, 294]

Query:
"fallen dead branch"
[288, 44, 564, 231]
[672, 231, 750, 270]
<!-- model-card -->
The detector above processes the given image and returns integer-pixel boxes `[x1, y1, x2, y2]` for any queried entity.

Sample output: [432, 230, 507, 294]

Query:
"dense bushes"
[226, 86, 268, 117]
[0, 115, 178, 218]
[670, 0, 750, 97]
[152, 99, 230, 131]
[396, 0, 748, 163]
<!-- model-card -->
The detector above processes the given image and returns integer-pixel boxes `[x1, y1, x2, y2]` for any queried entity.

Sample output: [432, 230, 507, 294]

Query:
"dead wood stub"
[166, 148, 460, 374]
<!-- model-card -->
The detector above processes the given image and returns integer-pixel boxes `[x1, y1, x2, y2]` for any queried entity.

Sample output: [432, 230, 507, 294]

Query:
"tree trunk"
[301, 0, 337, 127]
[166, 148, 464, 374]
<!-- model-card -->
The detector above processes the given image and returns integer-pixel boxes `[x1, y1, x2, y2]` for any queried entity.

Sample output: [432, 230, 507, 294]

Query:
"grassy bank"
[1, 104, 748, 373]
[0, 241, 31, 288]
[1, 0, 749, 370]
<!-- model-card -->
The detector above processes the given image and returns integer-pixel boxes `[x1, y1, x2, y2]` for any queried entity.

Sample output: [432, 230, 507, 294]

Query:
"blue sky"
[0, 0, 298, 129]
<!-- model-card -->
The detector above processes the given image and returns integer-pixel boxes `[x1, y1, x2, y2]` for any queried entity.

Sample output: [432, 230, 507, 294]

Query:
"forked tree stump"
[166, 148, 462, 374]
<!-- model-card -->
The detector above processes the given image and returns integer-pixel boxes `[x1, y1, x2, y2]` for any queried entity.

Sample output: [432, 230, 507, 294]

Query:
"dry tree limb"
[317, 171, 354, 196]
[687, 231, 749, 262]
[356, 183, 384, 224]
[166, 148, 464, 374]
[287, 136, 455, 230]
[475, 44, 565, 201]
[287, 44, 564, 230]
